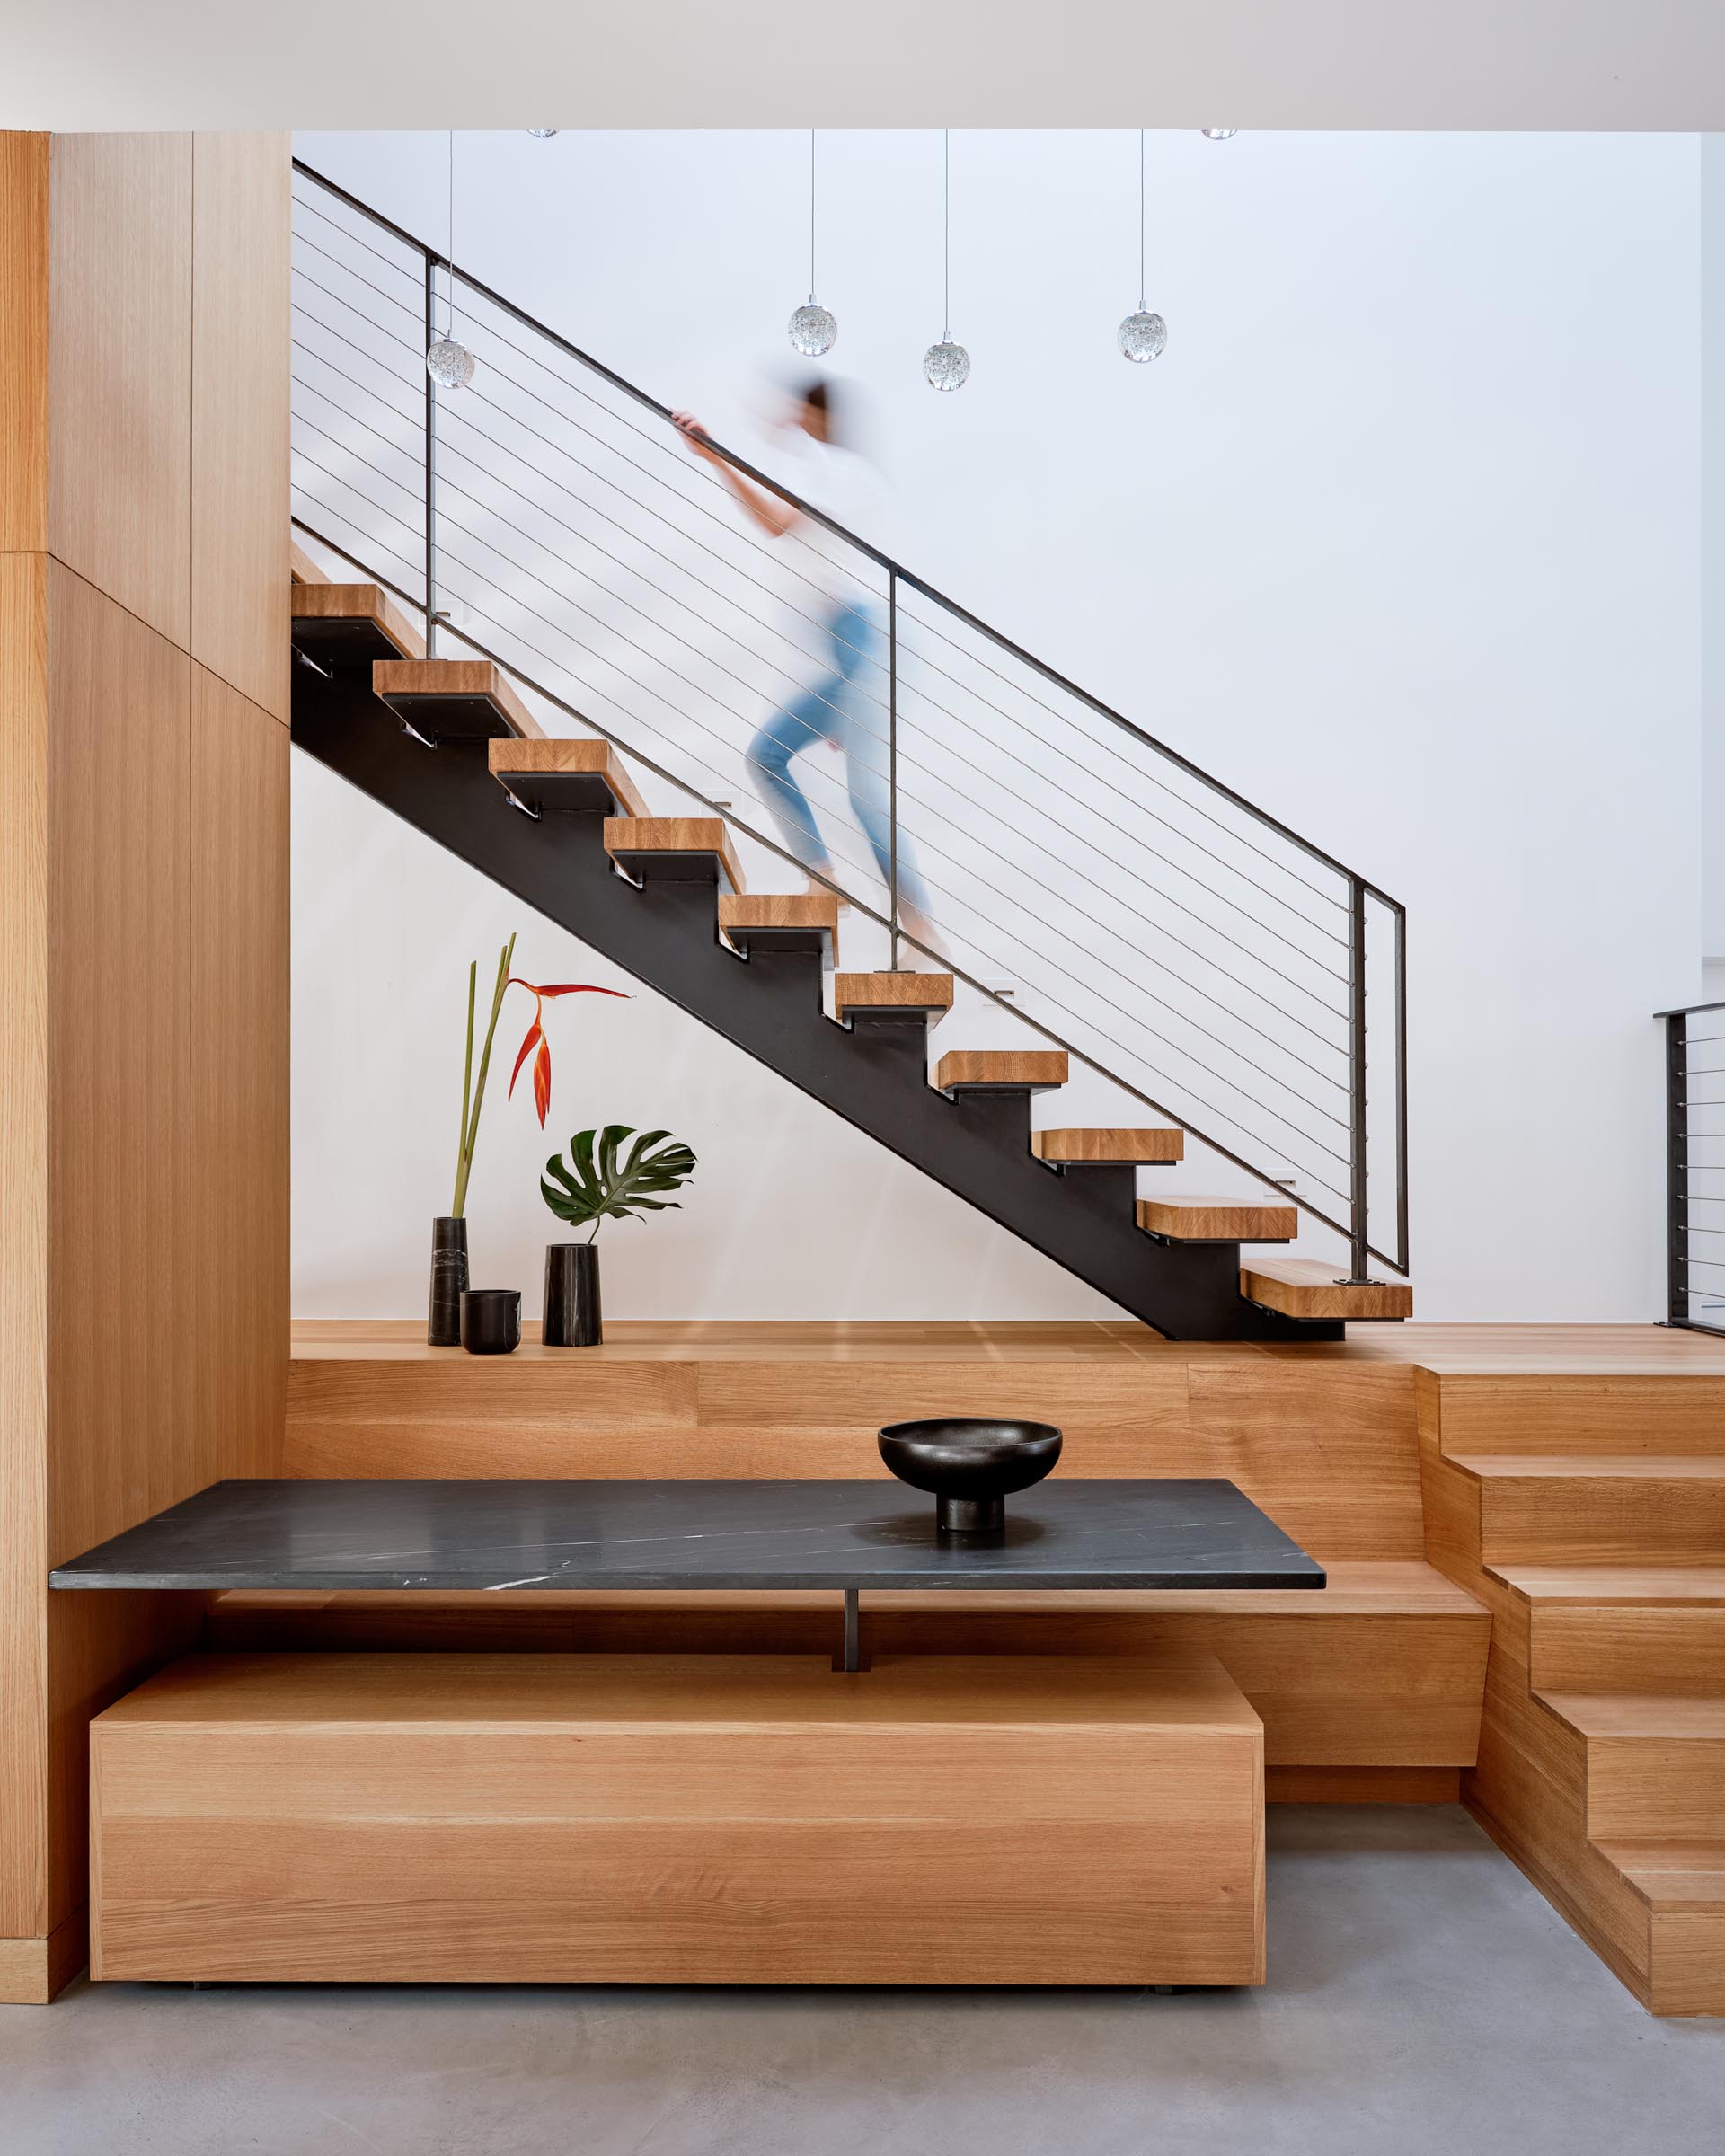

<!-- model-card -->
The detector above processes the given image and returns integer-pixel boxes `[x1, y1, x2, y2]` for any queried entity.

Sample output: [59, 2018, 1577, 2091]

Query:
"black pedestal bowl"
[877, 1418, 1064, 1540]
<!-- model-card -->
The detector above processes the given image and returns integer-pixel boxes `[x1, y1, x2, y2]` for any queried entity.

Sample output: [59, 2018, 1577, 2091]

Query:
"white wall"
[292, 129, 1703, 1321]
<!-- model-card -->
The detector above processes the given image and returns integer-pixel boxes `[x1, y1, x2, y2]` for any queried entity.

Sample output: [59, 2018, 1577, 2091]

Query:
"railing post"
[424, 252, 439, 659]
[1668, 1010, 1689, 1326]
[888, 570, 900, 971]
[1346, 876, 1370, 1281]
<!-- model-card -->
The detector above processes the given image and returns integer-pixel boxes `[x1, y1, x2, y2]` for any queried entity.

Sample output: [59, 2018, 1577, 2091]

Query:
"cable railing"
[1659, 998, 1725, 1335]
[290, 158, 1410, 1278]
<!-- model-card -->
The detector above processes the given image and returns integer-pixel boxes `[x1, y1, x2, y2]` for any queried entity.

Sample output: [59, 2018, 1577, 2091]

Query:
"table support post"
[836, 1587, 863, 1674]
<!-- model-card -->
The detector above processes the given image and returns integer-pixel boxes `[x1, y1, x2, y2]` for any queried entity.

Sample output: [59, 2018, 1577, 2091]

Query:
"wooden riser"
[1458, 1458, 1725, 1564]
[1531, 1606, 1725, 1693]
[204, 1568, 1491, 1773]
[1540, 1699, 1725, 1840]
[1418, 1368, 1725, 1456]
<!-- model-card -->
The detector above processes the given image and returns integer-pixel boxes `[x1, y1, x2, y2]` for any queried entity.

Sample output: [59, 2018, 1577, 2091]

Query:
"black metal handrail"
[1659, 999, 1725, 1335]
[289, 157, 1410, 1277]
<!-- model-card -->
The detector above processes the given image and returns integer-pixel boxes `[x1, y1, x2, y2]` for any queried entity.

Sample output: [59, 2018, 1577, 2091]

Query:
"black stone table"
[49, 1477, 1324, 1671]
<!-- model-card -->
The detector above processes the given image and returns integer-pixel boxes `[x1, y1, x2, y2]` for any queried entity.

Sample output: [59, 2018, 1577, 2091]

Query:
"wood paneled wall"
[0, 130, 289, 2002]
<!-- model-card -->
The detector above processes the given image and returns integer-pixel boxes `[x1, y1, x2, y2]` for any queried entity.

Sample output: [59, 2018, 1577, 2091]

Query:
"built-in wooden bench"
[91, 1648, 1264, 1987]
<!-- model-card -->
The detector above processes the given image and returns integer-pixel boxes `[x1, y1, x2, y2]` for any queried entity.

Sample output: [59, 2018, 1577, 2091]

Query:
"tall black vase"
[543, 1241, 601, 1347]
[429, 1215, 469, 1346]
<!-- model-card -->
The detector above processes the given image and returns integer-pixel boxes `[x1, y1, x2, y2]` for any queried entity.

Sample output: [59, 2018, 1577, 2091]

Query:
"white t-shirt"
[771, 432, 893, 611]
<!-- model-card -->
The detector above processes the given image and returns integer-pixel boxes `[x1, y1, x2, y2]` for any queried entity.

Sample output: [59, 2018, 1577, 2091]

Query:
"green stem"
[450, 959, 477, 1216]
[456, 932, 516, 1214]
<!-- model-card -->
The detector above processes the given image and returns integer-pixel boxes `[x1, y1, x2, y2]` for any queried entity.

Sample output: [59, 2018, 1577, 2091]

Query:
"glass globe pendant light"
[427, 129, 476, 390]
[923, 130, 970, 391]
[526, 129, 559, 139]
[1118, 130, 1167, 364]
[787, 129, 836, 357]
[1201, 128, 1238, 140]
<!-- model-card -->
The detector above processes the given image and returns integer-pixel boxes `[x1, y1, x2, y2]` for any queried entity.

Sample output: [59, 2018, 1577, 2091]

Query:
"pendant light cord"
[809, 128, 817, 305]
[447, 128, 456, 340]
[1138, 128, 1146, 313]
[942, 129, 951, 341]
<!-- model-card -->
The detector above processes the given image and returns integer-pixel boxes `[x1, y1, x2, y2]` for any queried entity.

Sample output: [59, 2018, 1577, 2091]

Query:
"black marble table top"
[48, 1478, 1324, 1594]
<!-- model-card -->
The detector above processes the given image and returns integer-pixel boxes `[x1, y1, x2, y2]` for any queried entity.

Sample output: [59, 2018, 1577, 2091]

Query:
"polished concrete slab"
[4, 1809, 1723, 2156]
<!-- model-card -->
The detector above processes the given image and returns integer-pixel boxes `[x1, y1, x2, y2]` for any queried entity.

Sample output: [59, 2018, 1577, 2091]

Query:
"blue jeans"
[747, 599, 933, 919]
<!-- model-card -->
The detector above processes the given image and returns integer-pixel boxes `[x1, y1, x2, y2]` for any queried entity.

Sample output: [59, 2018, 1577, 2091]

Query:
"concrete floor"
[4, 1808, 1722, 2156]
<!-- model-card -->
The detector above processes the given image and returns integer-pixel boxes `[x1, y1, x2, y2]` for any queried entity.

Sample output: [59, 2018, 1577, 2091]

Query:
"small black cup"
[460, 1287, 521, 1355]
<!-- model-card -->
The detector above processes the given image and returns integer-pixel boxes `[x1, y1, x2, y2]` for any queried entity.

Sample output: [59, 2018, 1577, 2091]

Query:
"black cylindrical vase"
[460, 1287, 521, 1355]
[429, 1215, 469, 1346]
[543, 1241, 602, 1347]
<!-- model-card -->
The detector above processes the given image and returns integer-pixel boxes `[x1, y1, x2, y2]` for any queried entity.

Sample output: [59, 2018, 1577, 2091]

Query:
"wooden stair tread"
[934, 1050, 1067, 1091]
[835, 972, 954, 1015]
[487, 737, 648, 818]
[717, 894, 841, 966]
[1597, 1842, 1725, 1907]
[1240, 1258, 1413, 1322]
[1138, 1194, 1296, 1242]
[1451, 1454, 1725, 1480]
[1491, 1564, 1725, 1606]
[291, 580, 424, 660]
[373, 659, 543, 740]
[1033, 1128, 1183, 1165]
[290, 539, 330, 585]
[604, 817, 746, 895]
[1538, 1692, 1725, 1740]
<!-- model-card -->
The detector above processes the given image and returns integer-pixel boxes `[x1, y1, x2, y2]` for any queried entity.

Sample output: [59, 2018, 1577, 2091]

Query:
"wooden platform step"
[1493, 1565, 1725, 1694]
[835, 973, 953, 1023]
[1032, 1128, 1183, 1166]
[934, 1050, 1067, 1094]
[488, 738, 647, 817]
[292, 582, 424, 665]
[1596, 1840, 1725, 2015]
[1452, 1454, 1725, 1564]
[373, 659, 543, 743]
[718, 894, 840, 966]
[1539, 1692, 1725, 1841]
[1418, 1369, 1725, 1457]
[604, 817, 745, 894]
[1138, 1194, 1296, 1244]
[1240, 1258, 1413, 1322]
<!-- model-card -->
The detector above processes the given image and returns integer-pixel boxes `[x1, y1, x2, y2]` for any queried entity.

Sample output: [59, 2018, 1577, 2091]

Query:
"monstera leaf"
[541, 1126, 696, 1237]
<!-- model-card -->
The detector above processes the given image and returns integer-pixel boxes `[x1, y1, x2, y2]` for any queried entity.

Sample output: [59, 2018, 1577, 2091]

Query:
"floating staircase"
[1418, 1366, 1725, 2015]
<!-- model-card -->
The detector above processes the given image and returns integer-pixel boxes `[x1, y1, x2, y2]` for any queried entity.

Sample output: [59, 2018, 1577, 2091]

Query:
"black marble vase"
[428, 1215, 469, 1346]
[460, 1288, 522, 1355]
[543, 1241, 602, 1347]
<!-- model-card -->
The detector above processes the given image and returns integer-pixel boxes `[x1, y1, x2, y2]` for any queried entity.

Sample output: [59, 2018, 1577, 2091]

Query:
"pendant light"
[1200, 129, 1238, 140]
[426, 130, 476, 389]
[1118, 130, 1168, 365]
[923, 131, 970, 391]
[788, 129, 837, 357]
[526, 129, 559, 139]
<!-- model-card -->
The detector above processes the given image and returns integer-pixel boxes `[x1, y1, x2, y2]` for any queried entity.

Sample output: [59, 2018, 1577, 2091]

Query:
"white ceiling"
[6, 0, 1725, 131]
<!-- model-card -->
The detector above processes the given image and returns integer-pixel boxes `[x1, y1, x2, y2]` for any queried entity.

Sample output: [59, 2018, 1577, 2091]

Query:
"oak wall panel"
[0, 136, 49, 553]
[0, 553, 50, 1939]
[190, 667, 289, 1486]
[47, 134, 191, 644]
[191, 135, 290, 724]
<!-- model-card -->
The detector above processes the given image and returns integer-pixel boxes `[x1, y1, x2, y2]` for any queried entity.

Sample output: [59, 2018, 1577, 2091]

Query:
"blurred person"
[672, 377, 944, 960]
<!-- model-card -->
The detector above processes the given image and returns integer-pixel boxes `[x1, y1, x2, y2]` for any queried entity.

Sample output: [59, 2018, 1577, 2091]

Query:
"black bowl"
[877, 1418, 1063, 1539]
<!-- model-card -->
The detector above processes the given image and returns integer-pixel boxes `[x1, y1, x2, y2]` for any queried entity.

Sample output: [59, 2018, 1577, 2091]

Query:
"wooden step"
[372, 659, 543, 743]
[488, 737, 647, 817]
[290, 539, 330, 585]
[1137, 1194, 1296, 1244]
[1418, 1369, 1725, 1458]
[1596, 1841, 1725, 2014]
[718, 894, 840, 967]
[1540, 1692, 1725, 1841]
[835, 972, 954, 1023]
[604, 817, 745, 894]
[291, 581, 424, 665]
[934, 1050, 1067, 1094]
[1240, 1258, 1412, 1322]
[1032, 1128, 1183, 1166]
[1494, 1565, 1725, 1694]
[1454, 1454, 1725, 1564]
